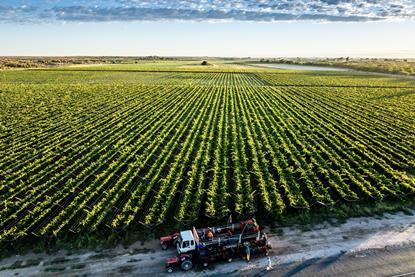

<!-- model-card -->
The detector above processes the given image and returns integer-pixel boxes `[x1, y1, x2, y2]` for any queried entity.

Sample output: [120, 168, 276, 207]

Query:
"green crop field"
[1, 61, 415, 243]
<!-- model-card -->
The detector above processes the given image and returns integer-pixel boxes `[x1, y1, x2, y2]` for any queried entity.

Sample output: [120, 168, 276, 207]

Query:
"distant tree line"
[0, 56, 188, 69]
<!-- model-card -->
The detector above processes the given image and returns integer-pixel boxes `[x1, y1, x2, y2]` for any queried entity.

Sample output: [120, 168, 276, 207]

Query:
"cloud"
[0, 0, 414, 23]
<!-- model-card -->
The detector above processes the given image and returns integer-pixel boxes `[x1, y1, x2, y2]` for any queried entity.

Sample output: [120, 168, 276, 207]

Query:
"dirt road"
[245, 245, 415, 277]
[1, 210, 415, 276]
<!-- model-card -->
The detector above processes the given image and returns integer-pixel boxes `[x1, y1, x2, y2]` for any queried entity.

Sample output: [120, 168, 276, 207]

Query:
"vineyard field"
[1, 63, 415, 242]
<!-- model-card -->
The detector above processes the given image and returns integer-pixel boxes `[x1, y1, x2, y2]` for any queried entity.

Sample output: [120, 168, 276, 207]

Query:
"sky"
[0, 0, 414, 58]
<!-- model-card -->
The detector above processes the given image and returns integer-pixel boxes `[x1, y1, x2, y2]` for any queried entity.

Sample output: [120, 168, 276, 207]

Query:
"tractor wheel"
[166, 267, 174, 274]
[227, 257, 233, 263]
[181, 260, 193, 271]
[161, 243, 169, 250]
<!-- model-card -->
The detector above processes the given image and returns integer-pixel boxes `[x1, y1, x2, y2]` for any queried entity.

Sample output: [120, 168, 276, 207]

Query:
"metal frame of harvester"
[159, 218, 272, 273]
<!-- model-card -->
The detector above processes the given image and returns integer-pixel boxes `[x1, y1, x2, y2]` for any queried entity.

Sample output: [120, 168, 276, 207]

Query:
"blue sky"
[0, 0, 414, 57]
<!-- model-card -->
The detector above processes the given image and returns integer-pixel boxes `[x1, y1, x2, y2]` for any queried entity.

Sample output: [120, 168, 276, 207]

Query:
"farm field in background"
[1, 61, 414, 243]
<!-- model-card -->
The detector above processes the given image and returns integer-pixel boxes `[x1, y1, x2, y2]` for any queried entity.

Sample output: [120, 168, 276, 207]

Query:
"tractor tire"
[161, 243, 169, 250]
[166, 267, 174, 274]
[181, 260, 193, 271]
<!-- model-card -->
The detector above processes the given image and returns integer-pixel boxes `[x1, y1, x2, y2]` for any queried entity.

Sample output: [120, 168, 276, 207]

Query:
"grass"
[46, 257, 74, 265]
[87, 253, 118, 260]
[0, 259, 42, 270]
[43, 266, 66, 272]
[118, 265, 135, 273]
[70, 263, 86, 269]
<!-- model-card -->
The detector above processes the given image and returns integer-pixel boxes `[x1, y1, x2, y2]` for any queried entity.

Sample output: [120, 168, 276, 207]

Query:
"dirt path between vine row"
[1, 210, 415, 276]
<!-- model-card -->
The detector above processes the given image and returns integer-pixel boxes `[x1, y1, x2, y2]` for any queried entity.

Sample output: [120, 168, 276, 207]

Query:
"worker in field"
[207, 228, 214, 240]
[197, 243, 206, 256]
[246, 217, 259, 233]
[199, 228, 206, 240]
[244, 242, 251, 262]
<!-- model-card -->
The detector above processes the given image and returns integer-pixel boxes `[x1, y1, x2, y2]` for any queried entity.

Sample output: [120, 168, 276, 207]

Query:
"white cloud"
[0, 0, 414, 23]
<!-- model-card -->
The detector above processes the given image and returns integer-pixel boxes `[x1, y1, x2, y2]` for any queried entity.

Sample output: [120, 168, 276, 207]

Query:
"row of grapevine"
[1, 69, 414, 241]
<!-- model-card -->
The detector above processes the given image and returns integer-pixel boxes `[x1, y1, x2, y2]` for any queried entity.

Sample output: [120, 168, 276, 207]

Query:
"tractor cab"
[176, 230, 196, 254]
